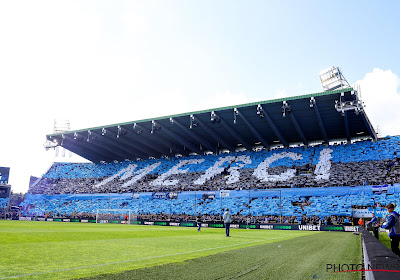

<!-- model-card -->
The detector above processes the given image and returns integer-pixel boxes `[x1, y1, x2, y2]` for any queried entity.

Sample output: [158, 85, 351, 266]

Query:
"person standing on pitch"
[379, 204, 400, 256]
[223, 208, 232, 237]
[196, 212, 202, 232]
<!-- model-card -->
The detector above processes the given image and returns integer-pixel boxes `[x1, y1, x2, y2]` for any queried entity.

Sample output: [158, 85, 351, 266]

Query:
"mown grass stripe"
[84, 231, 362, 280]
[0, 234, 303, 279]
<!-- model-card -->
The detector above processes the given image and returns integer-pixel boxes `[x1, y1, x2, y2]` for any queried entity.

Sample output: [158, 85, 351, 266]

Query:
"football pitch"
[0, 221, 361, 279]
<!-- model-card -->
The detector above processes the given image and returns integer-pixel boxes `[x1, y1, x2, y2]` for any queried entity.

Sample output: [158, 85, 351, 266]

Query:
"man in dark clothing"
[223, 208, 232, 237]
[380, 204, 400, 256]
[367, 213, 379, 239]
[196, 212, 202, 232]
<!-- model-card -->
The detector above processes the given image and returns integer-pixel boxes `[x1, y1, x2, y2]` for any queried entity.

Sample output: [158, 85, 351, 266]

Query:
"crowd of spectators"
[28, 137, 400, 195]
[22, 211, 354, 226]
[16, 136, 400, 225]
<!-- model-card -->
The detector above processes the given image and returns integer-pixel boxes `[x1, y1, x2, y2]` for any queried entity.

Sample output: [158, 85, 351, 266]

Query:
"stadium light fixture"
[256, 104, 265, 118]
[133, 124, 143, 134]
[101, 128, 107, 136]
[189, 115, 198, 129]
[310, 97, 315, 108]
[73, 132, 83, 141]
[334, 91, 364, 115]
[319, 66, 350, 91]
[233, 108, 238, 124]
[282, 101, 291, 117]
[151, 120, 161, 134]
[210, 111, 220, 124]
[117, 126, 127, 138]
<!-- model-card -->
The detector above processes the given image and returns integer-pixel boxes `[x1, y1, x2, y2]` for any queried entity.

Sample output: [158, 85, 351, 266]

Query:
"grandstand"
[19, 87, 400, 225]
[0, 176, 11, 219]
[9, 85, 400, 280]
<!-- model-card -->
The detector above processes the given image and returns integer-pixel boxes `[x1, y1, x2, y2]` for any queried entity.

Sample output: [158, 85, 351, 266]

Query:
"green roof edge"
[47, 87, 353, 137]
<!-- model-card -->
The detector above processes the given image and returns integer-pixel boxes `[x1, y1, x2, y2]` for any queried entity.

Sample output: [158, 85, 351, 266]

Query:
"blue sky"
[0, 1, 399, 192]
[98, 0, 399, 98]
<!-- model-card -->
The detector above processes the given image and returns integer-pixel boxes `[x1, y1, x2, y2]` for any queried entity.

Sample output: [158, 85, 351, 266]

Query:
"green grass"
[378, 232, 391, 249]
[0, 221, 361, 279]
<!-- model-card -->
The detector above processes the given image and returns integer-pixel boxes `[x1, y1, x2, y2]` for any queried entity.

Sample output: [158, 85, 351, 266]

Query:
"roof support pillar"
[235, 108, 270, 150]
[212, 111, 252, 150]
[170, 118, 215, 152]
[192, 115, 235, 152]
[288, 111, 308, 146]
[123, 125, 170, 155]
[113, 135, 160, 158]
[310, 98, 329, 144]
[344, 111, 351, 144]
[134, 123, 188, 156]
[155, 121, 202, 154]
[258, 105, 289, 147]
[65, 136, 117, 161]
[101, 127, 159, 158]
[91, 131, 146, 159]
[360, 110, 378, 142]
[62, 142, 103, 162]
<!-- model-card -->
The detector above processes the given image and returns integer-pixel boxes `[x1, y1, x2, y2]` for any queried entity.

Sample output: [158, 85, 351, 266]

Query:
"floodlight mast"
[44, 119, 71, 150]
[319, 66, 350, 92]
[319, 67, 365, 115]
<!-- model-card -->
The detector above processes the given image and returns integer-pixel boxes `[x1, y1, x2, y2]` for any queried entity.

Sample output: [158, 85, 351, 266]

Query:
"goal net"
[95, 209, 135, 224]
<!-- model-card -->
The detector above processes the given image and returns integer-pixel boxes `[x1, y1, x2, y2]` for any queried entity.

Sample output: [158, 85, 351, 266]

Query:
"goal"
[95, 209, 135, 224]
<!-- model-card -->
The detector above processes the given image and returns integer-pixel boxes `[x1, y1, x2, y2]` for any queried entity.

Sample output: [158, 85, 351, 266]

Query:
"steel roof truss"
[154, 121, 202, 154]
[91, 131, 144, 159]
[343, 111, 351, 144]
[310, 98, 329, 144]
[258, 105, 289, 147]
[235, 108, 270, 150]
[360, 110, 378, 142]
[213, 112, 252, 150]
[287, 110, 308, 146]
[62, 143, 99, 162]
[64, 138, 114, 162]
[170, 118, 215, 152]
[114, 135, 160, 158]
[191, 115, 235, 152]
[123, 127, 170, 156]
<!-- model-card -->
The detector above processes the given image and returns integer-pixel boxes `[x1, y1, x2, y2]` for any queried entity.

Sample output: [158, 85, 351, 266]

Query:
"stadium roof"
[47, 87, 377, 163]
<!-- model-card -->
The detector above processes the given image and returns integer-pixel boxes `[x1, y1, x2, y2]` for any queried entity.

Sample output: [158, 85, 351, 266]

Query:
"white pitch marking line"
[0, 233, 311, 279]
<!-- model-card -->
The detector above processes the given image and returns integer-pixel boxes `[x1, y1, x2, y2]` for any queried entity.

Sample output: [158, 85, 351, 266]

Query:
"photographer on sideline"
[379, 204, 400, 256]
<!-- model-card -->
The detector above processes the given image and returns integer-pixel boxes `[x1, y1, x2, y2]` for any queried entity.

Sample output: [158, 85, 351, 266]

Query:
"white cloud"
[355, 68, 400, 137]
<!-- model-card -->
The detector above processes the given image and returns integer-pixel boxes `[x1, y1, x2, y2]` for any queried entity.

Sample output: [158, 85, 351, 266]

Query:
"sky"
[0, 1, 399, 193]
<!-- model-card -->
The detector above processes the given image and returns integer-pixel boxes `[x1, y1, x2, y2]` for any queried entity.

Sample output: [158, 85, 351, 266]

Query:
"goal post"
[95, 209, 134, 224]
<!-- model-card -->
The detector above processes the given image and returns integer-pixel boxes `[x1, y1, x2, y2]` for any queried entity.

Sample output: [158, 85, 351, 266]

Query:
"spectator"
[223, 208, 232, 237]
[379, 204, 400, 256]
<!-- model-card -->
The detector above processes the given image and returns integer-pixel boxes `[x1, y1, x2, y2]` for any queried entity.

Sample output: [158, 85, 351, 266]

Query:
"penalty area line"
[0, 233, 305, 279]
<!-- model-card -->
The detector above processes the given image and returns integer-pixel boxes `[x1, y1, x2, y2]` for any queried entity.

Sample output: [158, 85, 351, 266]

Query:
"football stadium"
[1, 67, 400, 280]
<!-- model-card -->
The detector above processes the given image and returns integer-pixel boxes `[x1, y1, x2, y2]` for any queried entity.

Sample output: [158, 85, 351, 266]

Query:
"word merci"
[95, 149, 333, 188]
